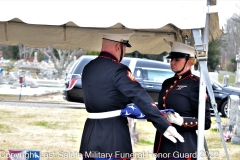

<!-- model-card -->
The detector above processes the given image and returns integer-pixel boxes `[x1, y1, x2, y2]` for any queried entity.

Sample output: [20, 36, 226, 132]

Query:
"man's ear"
[115, 43, 120, 52]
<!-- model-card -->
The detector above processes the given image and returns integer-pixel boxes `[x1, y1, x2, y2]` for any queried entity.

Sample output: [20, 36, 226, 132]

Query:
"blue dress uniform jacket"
[80, 52, 170, 158]
[154, 70, 211, 158]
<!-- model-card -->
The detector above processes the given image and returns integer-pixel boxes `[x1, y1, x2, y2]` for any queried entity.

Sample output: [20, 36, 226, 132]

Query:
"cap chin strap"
[175, 58, 189, 74]
[119, 42, 123, 62]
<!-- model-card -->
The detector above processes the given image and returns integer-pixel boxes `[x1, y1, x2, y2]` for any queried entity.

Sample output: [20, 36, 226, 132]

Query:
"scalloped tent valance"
[0, 1, 222, 54]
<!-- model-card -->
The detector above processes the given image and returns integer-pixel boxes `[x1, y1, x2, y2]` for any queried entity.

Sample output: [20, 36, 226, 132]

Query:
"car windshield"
[73, 56, 96, 75]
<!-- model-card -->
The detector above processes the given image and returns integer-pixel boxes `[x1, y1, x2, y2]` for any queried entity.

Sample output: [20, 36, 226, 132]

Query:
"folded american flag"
[120, 103, 175, 119]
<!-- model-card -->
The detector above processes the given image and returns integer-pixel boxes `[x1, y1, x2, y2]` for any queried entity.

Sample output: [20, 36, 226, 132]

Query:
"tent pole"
[196, 1, 210, 159]
[194, 1, 230, 159]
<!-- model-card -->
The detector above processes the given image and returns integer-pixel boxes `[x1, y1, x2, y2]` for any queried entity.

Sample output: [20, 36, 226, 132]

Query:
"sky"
[218, 0, 240, 27]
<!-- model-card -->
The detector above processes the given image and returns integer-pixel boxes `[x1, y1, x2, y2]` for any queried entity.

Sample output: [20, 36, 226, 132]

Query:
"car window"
[136, 59, 171, 69]
[134, 68, 144, 82]
[144, 69, 174, 82]
[72, 56, 96, 74]
[121, 58, 130, 66]
[135, 67, 174, 83]
[68, 59, 81, 74]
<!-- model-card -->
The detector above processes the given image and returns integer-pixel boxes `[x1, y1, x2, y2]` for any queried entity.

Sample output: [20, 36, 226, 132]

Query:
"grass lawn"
[134, 116, 240, 160]
[0, 104, 239, 160]
[218, 73, 236, 86]
[0, 105, 84, 160]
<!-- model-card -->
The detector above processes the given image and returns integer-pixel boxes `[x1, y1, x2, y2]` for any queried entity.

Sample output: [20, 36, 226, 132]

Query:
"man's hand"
[167, 112, 183, 126]
[163, 126, 184, 143]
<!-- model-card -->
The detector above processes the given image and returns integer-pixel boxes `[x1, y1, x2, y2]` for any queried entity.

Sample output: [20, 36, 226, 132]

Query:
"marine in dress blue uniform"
[79, 29, 184, 160]
[153, 42, 212, 160]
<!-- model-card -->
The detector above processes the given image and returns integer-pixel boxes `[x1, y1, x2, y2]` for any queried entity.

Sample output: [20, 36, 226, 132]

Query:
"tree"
[18, 44, 37, 60]
[0, 44, 19, 60]
[218, 13, 240, 71]
[7, 46, 19, 59]
[41, 46, 86, 77]
[207, 40, 221, 72]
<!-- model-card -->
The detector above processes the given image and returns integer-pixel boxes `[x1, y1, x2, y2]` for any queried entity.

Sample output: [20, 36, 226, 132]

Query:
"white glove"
[163, 126, 184, 143]
[167, 112, 183, 126]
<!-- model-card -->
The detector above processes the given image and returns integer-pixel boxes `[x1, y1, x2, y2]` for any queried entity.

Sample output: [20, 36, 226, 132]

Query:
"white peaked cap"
[99, 29, 135, 47]
[167, 41, 196, 58]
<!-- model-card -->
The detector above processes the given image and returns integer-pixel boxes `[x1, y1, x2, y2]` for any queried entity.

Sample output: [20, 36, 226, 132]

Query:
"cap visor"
[124, 42, 131, 47]
[167, 52, 188, 59]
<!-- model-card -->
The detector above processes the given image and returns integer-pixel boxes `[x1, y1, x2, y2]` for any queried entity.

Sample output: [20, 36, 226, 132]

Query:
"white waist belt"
[88, 110, 122, 119]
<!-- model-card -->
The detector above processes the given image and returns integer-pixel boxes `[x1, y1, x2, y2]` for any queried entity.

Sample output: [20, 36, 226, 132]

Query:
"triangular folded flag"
[120, 103, 175, 119]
